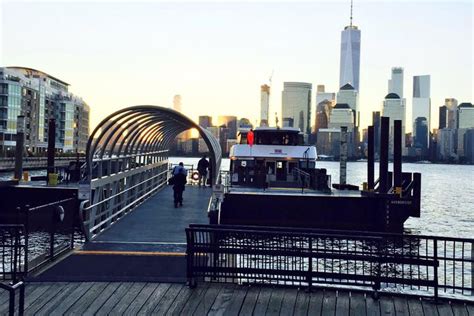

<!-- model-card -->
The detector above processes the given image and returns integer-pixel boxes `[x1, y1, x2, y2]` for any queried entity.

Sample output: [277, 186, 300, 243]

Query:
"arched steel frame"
[80, 105, 221, 240]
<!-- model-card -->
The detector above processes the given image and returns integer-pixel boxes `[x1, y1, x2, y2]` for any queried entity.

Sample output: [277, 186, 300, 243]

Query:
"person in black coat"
[173, 169, 187, 208]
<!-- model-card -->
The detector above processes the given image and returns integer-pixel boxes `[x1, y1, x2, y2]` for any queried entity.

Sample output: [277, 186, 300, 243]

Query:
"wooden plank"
[66, 282, 110, 315]
[48, 282, 95, 315]
[465, 304, 474, 316]
[451, 301, 468, 316]
[0, 283, 51, 314]
[137, 283, 172, 315]
[379, 296, 395, 316]
[109, 282, 147, 314]
[23, 282, 67, 315]
[265, 288, 285, 316]
[307, 290, 324, 316]
[34, 282, 80, 315]
[193, 283, 224, 315]
[406, 297, 424, 316]
[393, 296, 410, 316]
[152, 283, 186, 315]
[239, 286, 260, 316]
[172, 283, 207, 315]
[252, 287, 272, 316]
[123, 283, 159, 315]
[95, 282, 134, 316]
[321, 290, 337, 316]
[208, 284, 236, 316]
[349, 292, 366, 316]
[335, 291, 350, 316]
[365, 293, 381, 316]
[82, 282, 121, 315]
[437, 301, 454, 316]
[293, 289, 310, 315]
[279, 288, 298, 316]
[421, 299, 439, 316]
[165, 285, 195, 316]
[216, 284, 248, 316]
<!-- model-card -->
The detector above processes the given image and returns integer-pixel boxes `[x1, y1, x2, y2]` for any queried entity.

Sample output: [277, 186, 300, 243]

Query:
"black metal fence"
[1, 224, 26, 316]
[186, 224, 474, 301]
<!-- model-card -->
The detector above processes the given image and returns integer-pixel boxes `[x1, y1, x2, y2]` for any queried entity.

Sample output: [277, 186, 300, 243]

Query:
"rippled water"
[171, 157, 474, 239]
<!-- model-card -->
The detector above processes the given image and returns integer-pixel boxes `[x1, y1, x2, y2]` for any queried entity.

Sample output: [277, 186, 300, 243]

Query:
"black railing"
[1, 224, 26, 316]
[186, 224, 474, 301]
[17, 196, 79, 274]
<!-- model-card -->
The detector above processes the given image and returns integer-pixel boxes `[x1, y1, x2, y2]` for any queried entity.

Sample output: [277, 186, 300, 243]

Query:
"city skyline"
[1, 1, 472, 131]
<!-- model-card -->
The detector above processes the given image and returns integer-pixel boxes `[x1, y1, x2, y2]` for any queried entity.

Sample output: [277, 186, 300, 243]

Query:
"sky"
[1, 0, 472, 132]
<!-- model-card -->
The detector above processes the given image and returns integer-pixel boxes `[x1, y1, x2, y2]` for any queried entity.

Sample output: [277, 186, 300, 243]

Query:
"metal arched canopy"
[86, 105, 222, 184]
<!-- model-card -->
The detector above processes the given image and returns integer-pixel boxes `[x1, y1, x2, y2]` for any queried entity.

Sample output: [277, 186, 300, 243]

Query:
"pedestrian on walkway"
[197, 155, 210, 187]
[172, 162, 187, 207]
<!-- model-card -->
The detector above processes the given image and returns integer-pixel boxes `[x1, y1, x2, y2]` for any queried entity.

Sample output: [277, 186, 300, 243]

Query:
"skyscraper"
[173, 95, 182, 112]
[199, 115, 212, 129]
[383, 93, 406, 155]
[281, 82, 312, 136]
[337, 83, 359, 127]
[412, 75, 431, 136]
[314, 85, 336, 133]
[388, 67, 404, 99]
[439, 106, 448, 130]
[339, 1, 361, 91]
[260, 84, 270, 127]
[445, 98, 459, 129]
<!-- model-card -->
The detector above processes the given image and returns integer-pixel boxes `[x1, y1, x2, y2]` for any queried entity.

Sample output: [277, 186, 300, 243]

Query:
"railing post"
[307, 236, 313, 292]
[9, 289, 15, 316]
[50, 206, 56, 261]
[433, 238, 438, 301]
[186, 229, 196, 288]
[23, 205, 29, 275]
[19, 282, 25, 316]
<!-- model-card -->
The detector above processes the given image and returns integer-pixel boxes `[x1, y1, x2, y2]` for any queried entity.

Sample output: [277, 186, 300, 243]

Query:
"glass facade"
[38, 85, 45, 142]
[7, 83, 21, 133]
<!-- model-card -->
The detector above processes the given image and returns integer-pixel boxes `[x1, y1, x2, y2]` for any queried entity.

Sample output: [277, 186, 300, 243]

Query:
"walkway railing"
[186, 225, 474, 301]
[1, 224, 26, 316]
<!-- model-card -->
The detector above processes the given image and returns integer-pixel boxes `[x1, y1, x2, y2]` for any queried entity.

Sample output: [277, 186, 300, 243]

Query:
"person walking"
[172, 162, 187, 207]
[197, 155, 210, 187]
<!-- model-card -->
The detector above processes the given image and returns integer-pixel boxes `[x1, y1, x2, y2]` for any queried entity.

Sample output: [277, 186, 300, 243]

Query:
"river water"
[1, 158, 472, 238]
[170, 157, 474, 239]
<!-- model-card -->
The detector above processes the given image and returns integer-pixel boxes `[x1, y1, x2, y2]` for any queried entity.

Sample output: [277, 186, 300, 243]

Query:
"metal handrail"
[292, 167, 311, 192]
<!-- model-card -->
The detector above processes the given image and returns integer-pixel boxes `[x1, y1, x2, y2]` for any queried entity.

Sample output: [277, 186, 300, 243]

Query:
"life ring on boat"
[191, 171, 200, 181]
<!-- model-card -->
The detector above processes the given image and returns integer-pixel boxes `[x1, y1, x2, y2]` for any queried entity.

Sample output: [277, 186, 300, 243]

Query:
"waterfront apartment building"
[0, 67, 90, 156]
[260, 84, 270, 127]
[382, 93, 407, 156]
[339, 25, 361, 91]
[281, 82, 312, 138]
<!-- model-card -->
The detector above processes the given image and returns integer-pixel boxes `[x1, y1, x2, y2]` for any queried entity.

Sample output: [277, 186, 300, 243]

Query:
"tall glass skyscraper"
[339, 11, 361, 91]
[281, 82, 312, 136]
[412, 75, 431, 139]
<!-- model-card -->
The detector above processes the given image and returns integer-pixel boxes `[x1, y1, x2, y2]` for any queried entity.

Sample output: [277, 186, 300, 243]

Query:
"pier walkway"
[3, 281, 473, 316]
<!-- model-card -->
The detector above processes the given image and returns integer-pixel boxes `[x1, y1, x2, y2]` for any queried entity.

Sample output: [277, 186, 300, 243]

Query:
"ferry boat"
[209, 125, 422, 232]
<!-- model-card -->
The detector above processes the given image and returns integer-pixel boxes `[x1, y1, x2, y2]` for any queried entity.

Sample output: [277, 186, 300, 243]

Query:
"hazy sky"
[1, 0, 472, 131]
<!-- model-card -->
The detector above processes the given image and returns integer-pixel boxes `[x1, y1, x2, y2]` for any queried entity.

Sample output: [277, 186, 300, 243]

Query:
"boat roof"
[254, 127, 301, 133]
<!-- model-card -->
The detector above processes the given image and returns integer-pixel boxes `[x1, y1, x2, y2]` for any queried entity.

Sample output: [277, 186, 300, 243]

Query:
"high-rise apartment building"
[260, 84, 270, 127]
[412, 75, 431, 137]
[382, 93, 406, 155]
[0, 67, 89, 155]
[457, 103, 474, 129]
[339, 4, 361, 91]
[281, 82, 312, 136]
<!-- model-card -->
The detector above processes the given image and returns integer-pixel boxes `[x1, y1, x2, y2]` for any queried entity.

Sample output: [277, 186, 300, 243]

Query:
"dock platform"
[3, 282, 473, 315]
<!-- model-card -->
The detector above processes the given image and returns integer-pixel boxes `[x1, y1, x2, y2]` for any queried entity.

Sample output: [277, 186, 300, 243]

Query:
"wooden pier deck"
[2, 282, 473, 315]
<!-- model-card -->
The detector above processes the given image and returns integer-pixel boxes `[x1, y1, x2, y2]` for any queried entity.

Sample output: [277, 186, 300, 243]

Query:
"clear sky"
[1, 0, 472, 132]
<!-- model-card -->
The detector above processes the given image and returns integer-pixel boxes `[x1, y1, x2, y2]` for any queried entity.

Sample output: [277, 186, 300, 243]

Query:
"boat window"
[266, 162, 275, 174]
[299, 161, 315, 169]
[288, 162, 297, 173]
[255, 131, 300, 145]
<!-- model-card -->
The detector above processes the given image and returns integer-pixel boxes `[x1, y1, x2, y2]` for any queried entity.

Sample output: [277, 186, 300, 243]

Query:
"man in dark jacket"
[173, 162, 187, 207]
[197, 155, 210, 187]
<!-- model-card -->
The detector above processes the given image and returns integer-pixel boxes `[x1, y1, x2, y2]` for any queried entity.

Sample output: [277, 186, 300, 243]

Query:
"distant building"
[328, 103, 355, 157]
[457, 103, 474, 129]
[464, 129, 474, 163]
[260, 84, 270, 127]
[412, 75, 431, 140]
[199, 115, 212, 129]
[173, 95, 182, 112]
[316, 128, 340, 157]
[414, 117, 429, 158]
[339, 14, 361, 91]
[0, 66, 89, 155]
[281, 82, 312, 137]
[238, 118, 253, 129]
[382, 93, 406, 156]
[217, 115, 237, 139]
[445, 98, 458, 129]
[388, 67, 404, 99]
[315, 85, 335, 134]
[372, 111, 381, 155]
[437, 128, 456, 161]
[439, 105, 448, 129]
[337, 83, 359, 127]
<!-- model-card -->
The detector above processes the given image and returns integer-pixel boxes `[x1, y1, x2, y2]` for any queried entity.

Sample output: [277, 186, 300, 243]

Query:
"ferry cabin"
[229, 128, 318, 188]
